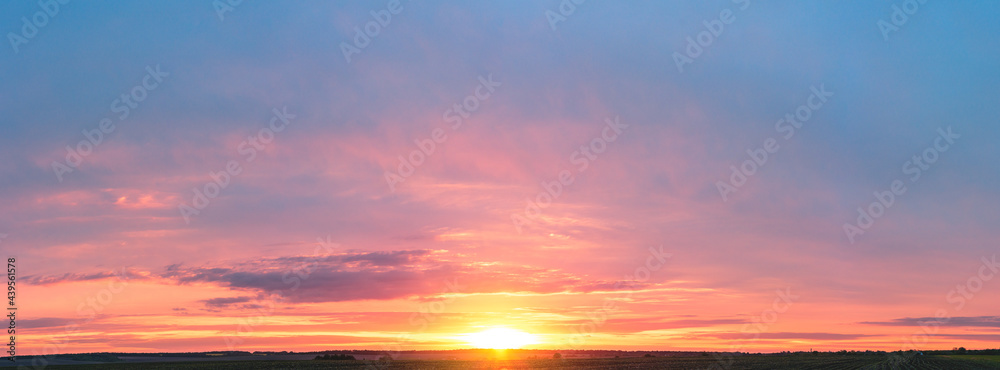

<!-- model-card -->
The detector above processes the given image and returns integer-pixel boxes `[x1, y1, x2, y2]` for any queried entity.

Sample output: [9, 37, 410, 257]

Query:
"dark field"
[42, 354, 1000, 369]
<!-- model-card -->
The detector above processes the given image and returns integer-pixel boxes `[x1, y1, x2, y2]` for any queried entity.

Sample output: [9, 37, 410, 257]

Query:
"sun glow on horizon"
[461, 327, 540, 349]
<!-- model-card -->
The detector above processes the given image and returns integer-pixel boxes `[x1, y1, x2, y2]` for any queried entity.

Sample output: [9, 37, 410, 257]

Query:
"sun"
[462, 327, 539, 349]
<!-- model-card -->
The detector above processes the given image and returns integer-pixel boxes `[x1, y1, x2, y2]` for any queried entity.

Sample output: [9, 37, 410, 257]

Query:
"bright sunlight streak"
[462, 327, 540, 349]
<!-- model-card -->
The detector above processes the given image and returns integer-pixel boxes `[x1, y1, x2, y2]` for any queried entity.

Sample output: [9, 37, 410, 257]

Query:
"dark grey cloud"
[200, 296, 255, 308]
[158, 251, 625, 303]
[22, 269, 143, 286]
[861, 316, 1000, 328]
[19, 317, 71, 329]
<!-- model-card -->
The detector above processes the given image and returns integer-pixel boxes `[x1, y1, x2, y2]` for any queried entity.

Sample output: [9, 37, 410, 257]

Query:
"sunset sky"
[2, 1, 1000, 356]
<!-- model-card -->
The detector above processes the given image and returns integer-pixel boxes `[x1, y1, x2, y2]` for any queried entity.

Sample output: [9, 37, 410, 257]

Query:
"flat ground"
[40, 354, 1000, 369]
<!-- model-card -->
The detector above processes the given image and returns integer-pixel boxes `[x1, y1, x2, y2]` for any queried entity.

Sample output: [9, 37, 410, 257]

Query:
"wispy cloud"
[862, 316, 1000, 328]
